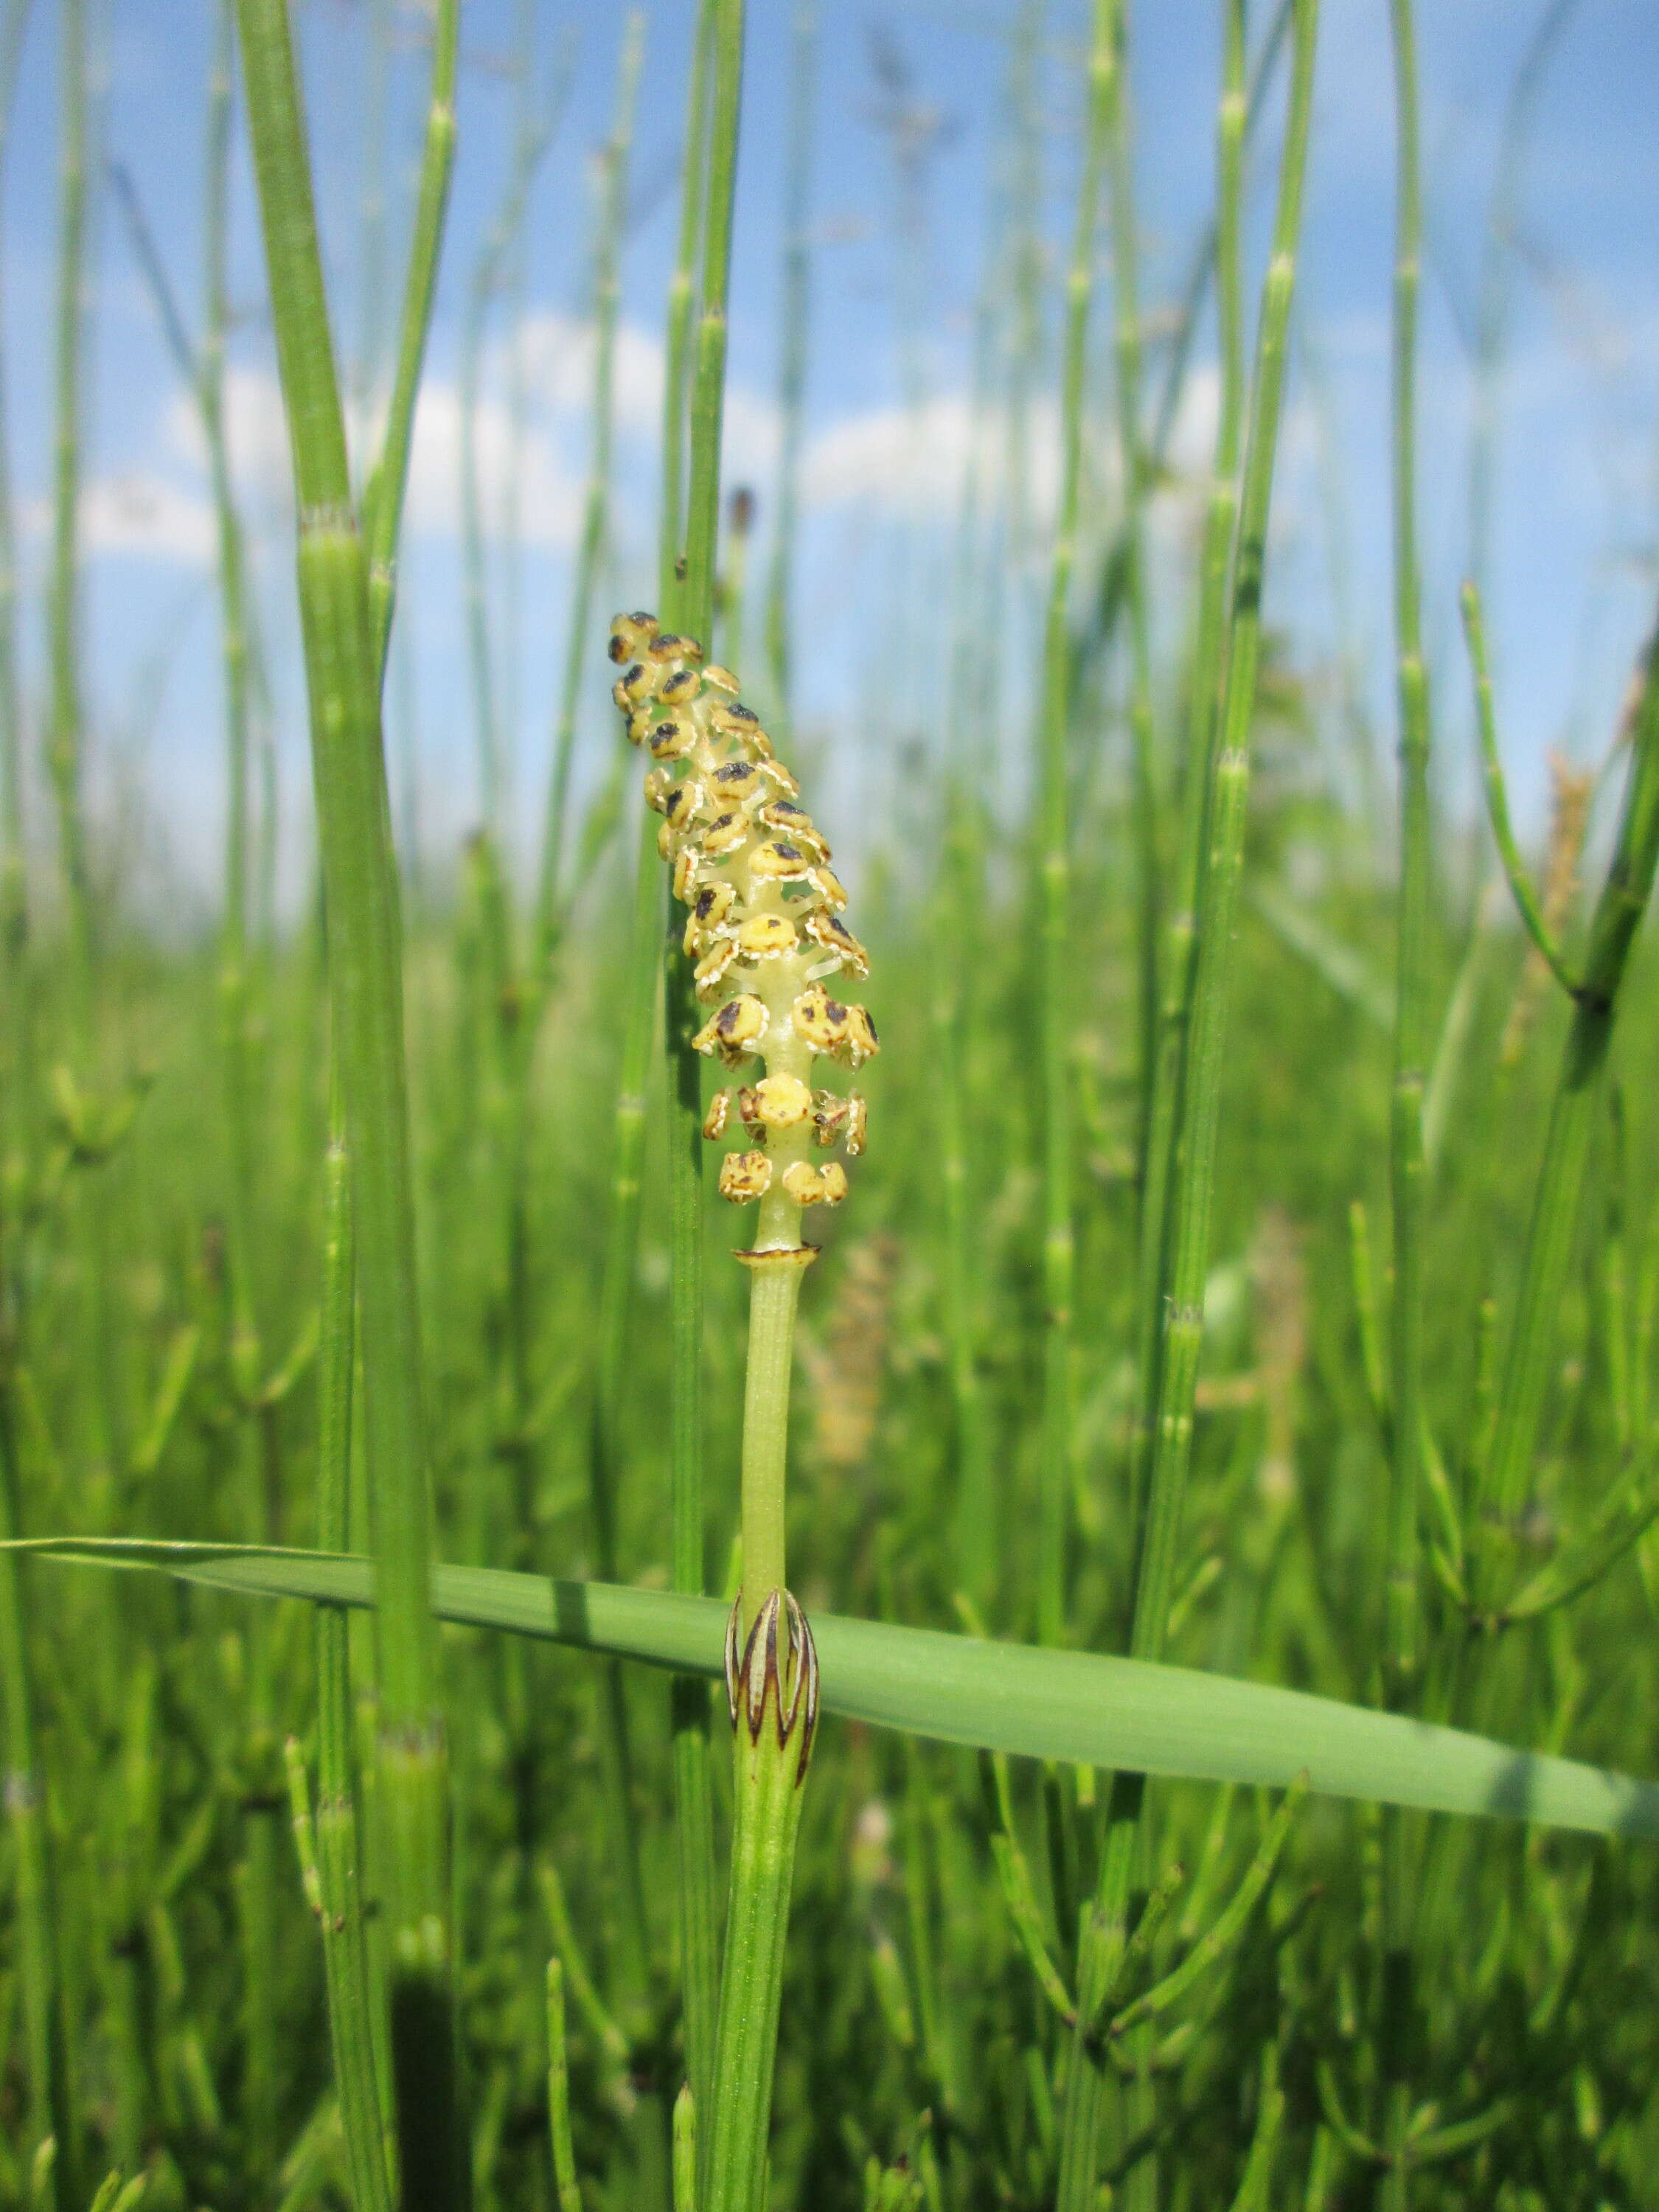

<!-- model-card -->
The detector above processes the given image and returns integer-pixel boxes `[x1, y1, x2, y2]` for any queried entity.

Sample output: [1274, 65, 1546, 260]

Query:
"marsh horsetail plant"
[610, 610, 874, 2211]
[20, 5, 1659, 2207]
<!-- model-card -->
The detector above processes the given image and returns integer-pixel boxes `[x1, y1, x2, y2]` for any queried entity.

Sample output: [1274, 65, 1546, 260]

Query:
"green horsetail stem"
[233, 2, 461, 2206]
[1035, 0, 1113, 1651]
[304, 1102, 394, 2212]
[1103, 0, 1161, 1269]
[0, 0, 28, 1070]
[47, 0, 93, 1043]
[1138, 0, 1245, 1500]
[460, 83, 558, 838]
[537, 15, 642, 957]
[663, 0, 729, 2124]
[1055, 4, 1319, 2205]
[362, 0, 456, 681]
[0, 1, 74, 2199]
[608, 601, 872, 2211]
[763, 2, 815, 717]
[1474, 611, 1659, 1592]
[1383, 3, 1430, 2202]
[202, 1, 263, 1395]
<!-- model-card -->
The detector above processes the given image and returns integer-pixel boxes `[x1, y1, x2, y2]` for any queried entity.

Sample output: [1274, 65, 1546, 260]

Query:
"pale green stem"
[363, 0, 458, 676]
[661, 0, 725, 2124]
[536, 15, 642, 959]
[1383, 3, 1429, 2200]
[1035, 0, 1113, 1650]
[1104, 0, 1161, 1262]
[762, 1, 815, 717]
[1461, 580, 1579, 996]
[661, 0, 717, 603]
[0, 1375, 77, 2212]
[47, 0, 94, 1046]
[1135, 0, 1244, 1527]
[1475, 620, 1659, 1590]
[309, 1099, 395, 2212]
[0, 0, 34, 1175]
[738, 1256, 801, 1619]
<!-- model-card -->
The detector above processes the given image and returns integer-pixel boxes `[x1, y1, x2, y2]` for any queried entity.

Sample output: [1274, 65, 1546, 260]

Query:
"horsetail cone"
[608, 611, 875, 1267]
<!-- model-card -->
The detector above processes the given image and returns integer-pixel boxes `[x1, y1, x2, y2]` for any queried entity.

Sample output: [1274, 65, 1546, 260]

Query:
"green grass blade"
[13, 1538, 1659, 1841]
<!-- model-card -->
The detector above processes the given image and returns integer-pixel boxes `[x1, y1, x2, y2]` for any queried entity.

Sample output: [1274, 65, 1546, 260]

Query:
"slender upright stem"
[0, 1371, 76, 2212]
[1467, 0, 1579, 604]
[1382, 4, 1429, 2198]
[363, 0, 459, 676]
[1133, 0, 1316, 1692]
[537, 15, 642, 956]
[580, 61, 712, 1961]
[233, 5, 461, 2205]
[0, 0, 34, 1165]
[939, 145, 1004, 1608]
[1136, 0, 1245, 1517]
[678, 0, 745, 646]
[1475, 620, 1659, 1585]
[585, 822, 656, 1994]
[47, 0, 94, 1046]
[1035, 0, 1113, 1650]
[1103, 0, 1161, 1245]
[762, 1, 815, 718]
[307, 1098, 394, 2212]
[661, 0, 726, 2122]
[1054, 7, 1319, 2204]
[661, 0, 717, 606]
[459, 69, 560, 833]
[172, 93, 271, 2045]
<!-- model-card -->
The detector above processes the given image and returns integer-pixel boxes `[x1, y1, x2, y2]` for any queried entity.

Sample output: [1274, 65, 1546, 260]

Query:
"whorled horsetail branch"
[608, 611, 877, 1265]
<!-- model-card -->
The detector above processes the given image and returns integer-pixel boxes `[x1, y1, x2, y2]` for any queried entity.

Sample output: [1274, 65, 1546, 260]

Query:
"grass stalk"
[1034, 0, 1114, 1650]
[232, 4, 461, 2204]
[1382, 2, 1430, 2197]
[1055, 6, 1319, 2202]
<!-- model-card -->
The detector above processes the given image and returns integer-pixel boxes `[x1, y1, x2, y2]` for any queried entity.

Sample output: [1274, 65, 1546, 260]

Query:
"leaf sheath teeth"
[723, 1589, 820, 1783]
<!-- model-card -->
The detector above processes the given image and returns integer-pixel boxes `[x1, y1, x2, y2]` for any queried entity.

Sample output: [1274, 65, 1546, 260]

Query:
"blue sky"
[4, 0, 1658, 913]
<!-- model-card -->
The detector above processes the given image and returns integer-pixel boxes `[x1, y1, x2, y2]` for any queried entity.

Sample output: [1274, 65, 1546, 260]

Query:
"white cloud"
[801, 389, 1062, 525]
[82, 472, 217, 563]
[403, 376, 585, 548]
